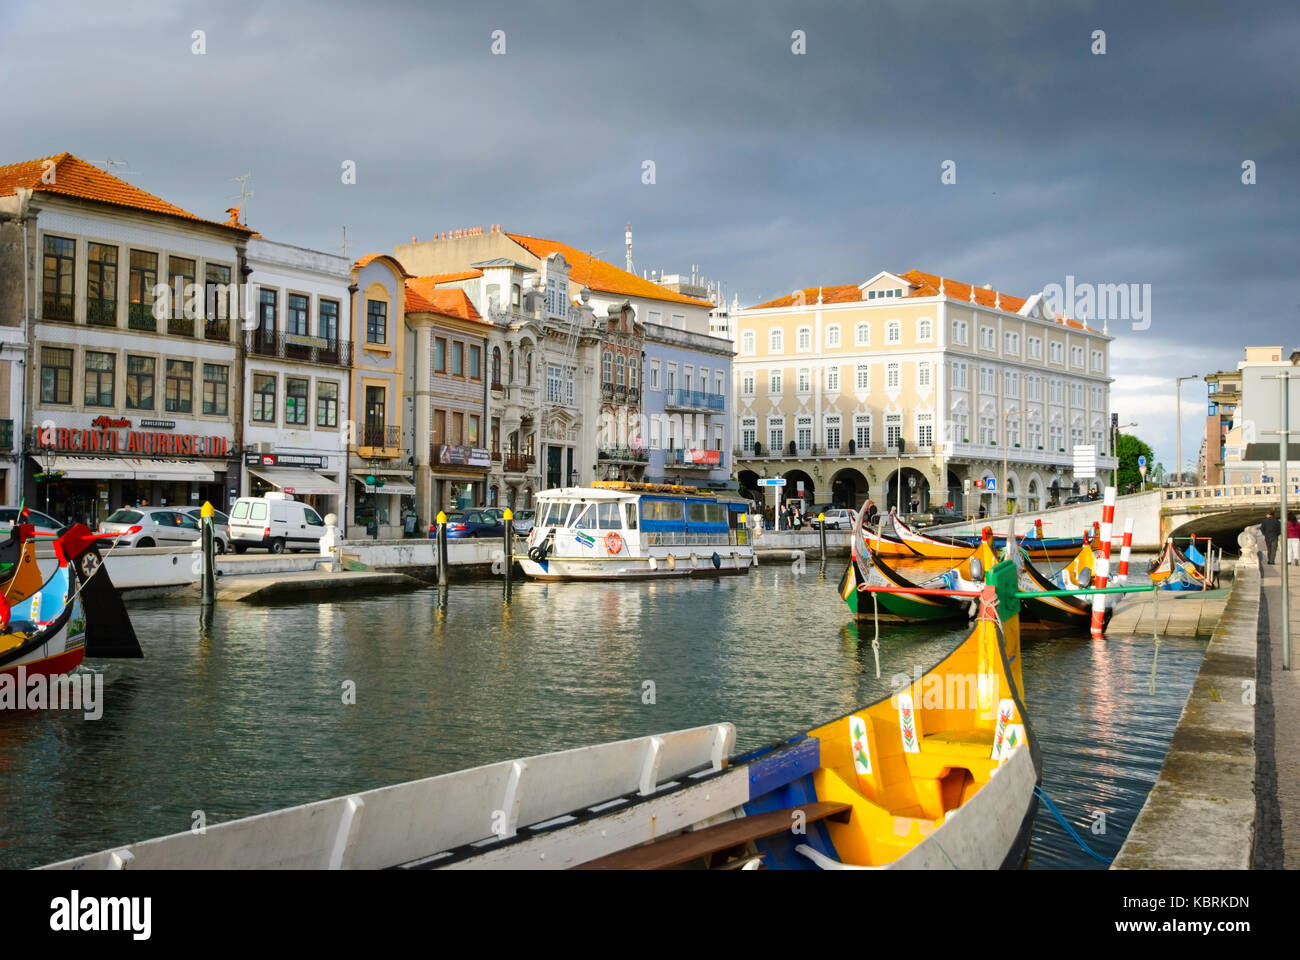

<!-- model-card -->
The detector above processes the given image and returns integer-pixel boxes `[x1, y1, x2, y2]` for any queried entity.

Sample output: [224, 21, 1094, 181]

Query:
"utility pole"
[1175, 375, 1199, 485]
[1264, 370, 1292, 670]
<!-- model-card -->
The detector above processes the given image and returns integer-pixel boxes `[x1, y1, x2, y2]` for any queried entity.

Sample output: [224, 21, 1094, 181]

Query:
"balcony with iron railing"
[503, 452, 536, 473]
[206, 317, 232, 342]
[42, 292, 74, 322]
[247, 328, 351, 365]
[85, 298, 117, 327]
[128, 302, 157, 331]
[168, 314, 195, 337]
[664, 388, 726, 412]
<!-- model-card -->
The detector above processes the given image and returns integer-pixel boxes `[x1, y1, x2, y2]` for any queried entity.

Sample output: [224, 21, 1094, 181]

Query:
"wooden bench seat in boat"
[572, 802, 852, 870]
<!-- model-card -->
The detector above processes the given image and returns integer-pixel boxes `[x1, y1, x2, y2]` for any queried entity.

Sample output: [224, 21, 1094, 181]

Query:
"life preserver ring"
[604, 532, 624, 554]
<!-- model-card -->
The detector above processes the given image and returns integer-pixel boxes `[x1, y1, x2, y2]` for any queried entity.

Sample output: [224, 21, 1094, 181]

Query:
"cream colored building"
[733, 269, 1115, 517]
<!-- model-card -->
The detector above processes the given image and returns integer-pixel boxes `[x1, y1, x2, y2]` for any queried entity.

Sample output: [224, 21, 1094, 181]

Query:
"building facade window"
[979, 414, 997, 446]
[451, 342, 463, 376]
[84, 351, 115, 406]
[252, 373, 276, 422]
[602, 351, 613, 385]
[826, 367, 839, 392]
[259, 288, 277, 333]
[918, 318, 933, 342]
[826, 324, 841, 348]
[887, 362, 900, 390]
[317, 381, 339, 427]
[319, 299, 339, 342]
[768, 419, 784, 452]
[951, 319, 968, 345]
[741, 330, 755, 354]
[648, 361, 661, 390]
[287, 294, 309, 336]
[917, 413, 934, 447]
[547, 365, 562, 403]
[797, 326, 812, 351]
[86, 242, 118, 325]
[42, 235, 76, 321]
[979, 326, 995, 350]
[1049, 341, 1064, 364]
[886, 414, 902, 449]
[469, 344, 481, 380]
[434, 337, 446, 373]
[796, 416, 813, 450]
[918, 361, 931, 388]
[769, 329, 783, 353]
[886, 320, 901, 344]
[1005, 370, 1019, 397]
[797, 368, 811, 393]
[366, 299, 387, 344]
[202, 363, 228, 416]
[855, 322, 870, 346]
[769, 371, 782, 395]
[1091, 349, 1104, 372]
[826, 415, 841, 450]
[125, 355, 154, 410]
[855, 364, 869, 391]
[165, 359, 193, 413]
[1004, 332, 1019, 355]
[1071, 345, 1084, 368]
[951, 362, 968, 390]
[128, 250, 158, 328]
[741, 417, 756, 450]
[854, 415, 871, 450]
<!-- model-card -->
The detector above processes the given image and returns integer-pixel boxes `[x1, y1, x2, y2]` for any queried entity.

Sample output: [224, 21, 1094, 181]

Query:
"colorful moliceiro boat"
[1148, 538, 1215, 590]
[518, 482, 755, 581]
[0, 523, 141, 679]
[45, 560, 1038, 870]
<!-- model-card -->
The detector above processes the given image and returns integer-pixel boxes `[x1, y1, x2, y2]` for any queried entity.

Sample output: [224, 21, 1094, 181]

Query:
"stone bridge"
[929, 482, 1297, 551]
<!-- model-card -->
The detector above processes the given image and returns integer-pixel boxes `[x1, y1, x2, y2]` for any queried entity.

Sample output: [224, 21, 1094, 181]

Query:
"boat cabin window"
[597, 502, 622, 529]
[640, 498, 685, 528]
[570, 503, 596, 529]
[623, 503, 638, 530]
[687, 502, 728, 526]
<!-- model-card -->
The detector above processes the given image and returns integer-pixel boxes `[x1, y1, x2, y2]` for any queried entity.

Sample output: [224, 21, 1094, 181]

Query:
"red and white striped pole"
[1091, 487, 1116, 639]
[1116, 517, 1134, 584]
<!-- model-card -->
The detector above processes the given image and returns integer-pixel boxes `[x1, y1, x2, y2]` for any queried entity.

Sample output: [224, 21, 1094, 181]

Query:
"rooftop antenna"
[230, 171, 254, 221]
[625, 222, 633, 274]
[341, 226, 349, 258]
[91, 157, 137, 178]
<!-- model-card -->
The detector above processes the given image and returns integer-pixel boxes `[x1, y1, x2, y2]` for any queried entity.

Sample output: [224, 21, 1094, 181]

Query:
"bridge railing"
[1161, 482, 1300, 506]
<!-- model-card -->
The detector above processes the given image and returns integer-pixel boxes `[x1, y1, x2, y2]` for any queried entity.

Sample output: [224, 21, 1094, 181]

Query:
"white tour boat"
[518, 482, 755, 581]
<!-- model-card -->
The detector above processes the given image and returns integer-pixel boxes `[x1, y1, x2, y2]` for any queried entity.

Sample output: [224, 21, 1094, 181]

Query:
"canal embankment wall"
[1111, 528, 1262, 870]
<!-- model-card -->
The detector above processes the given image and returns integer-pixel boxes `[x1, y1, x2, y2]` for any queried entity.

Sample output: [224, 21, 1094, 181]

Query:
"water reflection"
[0, 561, 1203, 870]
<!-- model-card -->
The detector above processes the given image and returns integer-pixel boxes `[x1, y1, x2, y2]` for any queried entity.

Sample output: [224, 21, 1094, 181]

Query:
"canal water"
[0, 559, 1205, 869]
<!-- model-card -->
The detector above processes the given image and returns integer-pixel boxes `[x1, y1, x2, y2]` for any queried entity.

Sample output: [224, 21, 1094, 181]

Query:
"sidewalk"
[1259, 555, 1300, 868]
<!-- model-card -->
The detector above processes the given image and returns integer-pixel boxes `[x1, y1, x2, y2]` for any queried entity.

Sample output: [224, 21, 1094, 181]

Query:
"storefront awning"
[349, 470, 415, 497]
[125, 458, 217, 482]
[251, 467, 342, 496]
[33, 455, 216, 482]
[42, 456, 137, 480]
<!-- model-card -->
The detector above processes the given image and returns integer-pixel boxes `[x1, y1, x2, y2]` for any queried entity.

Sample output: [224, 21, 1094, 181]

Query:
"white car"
[0, 506, 64, 536]
[99, 507, 209, 549]
[809, 508, 857, 530]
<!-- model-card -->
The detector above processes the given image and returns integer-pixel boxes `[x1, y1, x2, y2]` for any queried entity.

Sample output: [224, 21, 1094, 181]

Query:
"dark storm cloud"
[3, 0, 1296, 466]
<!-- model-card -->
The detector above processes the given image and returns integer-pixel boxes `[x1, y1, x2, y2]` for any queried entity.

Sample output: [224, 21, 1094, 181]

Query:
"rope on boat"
[1032, 785, 1113, 865]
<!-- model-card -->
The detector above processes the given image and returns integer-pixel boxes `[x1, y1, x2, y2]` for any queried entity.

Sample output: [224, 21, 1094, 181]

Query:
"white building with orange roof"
[0, 152, 252, 523]
[392, 226, 735, 502]
[732, 269, 1115, 519]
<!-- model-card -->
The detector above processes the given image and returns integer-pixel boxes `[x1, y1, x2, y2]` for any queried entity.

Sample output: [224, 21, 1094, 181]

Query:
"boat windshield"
[597, 502, 622, 529]
[570, 503, 597, 529]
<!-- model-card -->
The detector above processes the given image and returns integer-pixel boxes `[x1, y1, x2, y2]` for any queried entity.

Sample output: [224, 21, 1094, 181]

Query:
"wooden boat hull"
[45, 562, 1040, 871]
[517, 551, 753, 580]
[1015, 546, 1114, 631]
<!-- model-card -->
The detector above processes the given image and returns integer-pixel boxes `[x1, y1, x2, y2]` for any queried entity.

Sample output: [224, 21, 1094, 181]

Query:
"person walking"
[864, 499, 879, 525]
[1261, 511, 1281, 564]
[1287, 512, 1300, 565]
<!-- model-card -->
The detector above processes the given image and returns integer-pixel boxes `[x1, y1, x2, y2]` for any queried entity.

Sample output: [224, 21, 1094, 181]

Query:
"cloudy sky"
[3, 0, 1296, 472]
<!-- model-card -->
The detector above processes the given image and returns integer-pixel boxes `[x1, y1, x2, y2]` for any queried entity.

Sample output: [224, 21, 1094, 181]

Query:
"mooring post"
[200, 500, 215, 607]
[503, 507, 514, 593]
[818, 513, 827, 567]
[436, 509, 448, 588]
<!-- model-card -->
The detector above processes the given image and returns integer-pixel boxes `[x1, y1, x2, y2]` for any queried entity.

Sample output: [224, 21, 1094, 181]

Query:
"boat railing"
[642, 531, 735, 548]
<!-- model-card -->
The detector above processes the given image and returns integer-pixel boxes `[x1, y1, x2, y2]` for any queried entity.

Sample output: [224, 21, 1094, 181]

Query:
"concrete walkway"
[1107, 586, 1229, 638]
[1259, 553, 1300, 868]
[178, 570, 425, 602]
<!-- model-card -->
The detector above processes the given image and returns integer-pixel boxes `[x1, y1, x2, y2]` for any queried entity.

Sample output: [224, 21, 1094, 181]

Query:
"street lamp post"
[1113, 420, 1138, 490]
[1175, 376, 1199, 485]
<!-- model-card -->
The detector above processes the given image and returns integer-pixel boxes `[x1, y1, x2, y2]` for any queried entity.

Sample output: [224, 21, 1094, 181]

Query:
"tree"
[1115, 432, 1155, 489]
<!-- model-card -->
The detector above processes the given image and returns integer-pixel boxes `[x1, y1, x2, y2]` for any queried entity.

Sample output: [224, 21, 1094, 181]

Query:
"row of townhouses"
[1, 152, 1117, 534]
[0, 154, 734, 536]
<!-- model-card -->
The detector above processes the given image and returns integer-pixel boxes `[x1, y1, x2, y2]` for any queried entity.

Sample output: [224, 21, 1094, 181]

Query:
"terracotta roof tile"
[354, 253, 412, 277]
[747, 268, 1094, 331]
[405, 277, 485, 324]
[0, 153, 251, 232]
[505, 233, 713, 308]
[423, 269, 483, 283]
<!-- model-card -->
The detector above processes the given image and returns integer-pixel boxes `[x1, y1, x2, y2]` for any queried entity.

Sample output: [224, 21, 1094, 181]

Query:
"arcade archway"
[830, 467, 869, 511]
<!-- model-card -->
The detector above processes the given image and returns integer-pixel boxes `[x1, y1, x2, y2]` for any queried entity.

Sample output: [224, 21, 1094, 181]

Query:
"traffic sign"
[1138, 455, 1147, 467]
[984, 477, 997, 492]
[759, 478, 785, 487]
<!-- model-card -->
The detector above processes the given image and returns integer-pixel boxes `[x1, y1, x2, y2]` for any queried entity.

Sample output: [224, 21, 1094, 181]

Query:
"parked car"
[511, 509, 536, 536]
[429, 510, 506, 539]
[182, 506, 232, 553]
[809, 508, 856, 530]
[1063, 494, 1093, 505]
[0, 506, 64, 537]
[99, 508, 204, 548]
[909, 507, 967, 528]
[227, 494, 327, 553]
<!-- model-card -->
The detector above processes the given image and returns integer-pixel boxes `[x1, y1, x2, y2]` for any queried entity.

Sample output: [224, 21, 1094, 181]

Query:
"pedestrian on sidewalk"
[1261, 510, 1281, 564]
[1287, 512, 1300, 565]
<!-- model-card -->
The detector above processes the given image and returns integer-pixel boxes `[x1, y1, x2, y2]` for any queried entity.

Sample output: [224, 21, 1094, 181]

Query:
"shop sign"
[91, 415, 131, 429]
[243, 452, 326, 469]
[140, 419, 177, 430]
[684, 449, 721, 465]
[437, 445, 491, 468]
[285, 332, 330, 348]
[35, 427, 230, 458]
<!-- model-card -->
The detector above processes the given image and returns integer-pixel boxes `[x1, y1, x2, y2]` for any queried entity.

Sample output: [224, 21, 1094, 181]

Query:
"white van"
[228, 493, 327, 553]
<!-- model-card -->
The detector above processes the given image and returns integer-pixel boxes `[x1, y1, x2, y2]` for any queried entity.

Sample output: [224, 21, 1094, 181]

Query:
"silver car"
[511, 509, 536, 536]
[100, 507, 220, 550]
[183, 506, 232, 553]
